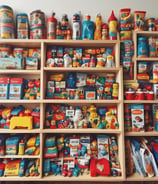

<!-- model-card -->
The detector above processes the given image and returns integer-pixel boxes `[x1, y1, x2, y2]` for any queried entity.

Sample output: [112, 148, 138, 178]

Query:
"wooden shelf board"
[43, 99, 121, 104]
[0, 155, 40, 159]
[135, 30, 158, 36]
[123, 80, 137, 83]
[0, 100, 42, 103]
[125, 131, 158, 136]
[43, 129, 121, 134]
[0, 70, 41, 74]
[44, 39, 119, 47]
[0, 39, 41, 47]
[124, 100, 158, 104]
[0, 176, 41, 181]
[42, 175, 124, 181]
[0, 129, 40, 133]
[44, 67, 120, 72]
[126, 172, 158, 181]
[136, 57, 158, 61]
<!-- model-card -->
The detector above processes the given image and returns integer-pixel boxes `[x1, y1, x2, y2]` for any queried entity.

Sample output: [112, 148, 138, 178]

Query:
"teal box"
[0, 58, 24, 69]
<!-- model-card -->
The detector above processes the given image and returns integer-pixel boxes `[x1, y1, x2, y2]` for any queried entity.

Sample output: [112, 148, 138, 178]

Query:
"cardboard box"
[131, 105, 144, 132]
[0, 58, 24, 69]
[0, 77, 10, 99]
[9, 78, 23, 99]
[25, 57, 38, 70]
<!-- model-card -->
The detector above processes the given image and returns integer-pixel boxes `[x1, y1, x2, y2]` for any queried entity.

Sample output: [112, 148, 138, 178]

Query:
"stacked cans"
[16, 13, 29, 39]
[30, 10, 46, 39]
[0, 5, 15, 39]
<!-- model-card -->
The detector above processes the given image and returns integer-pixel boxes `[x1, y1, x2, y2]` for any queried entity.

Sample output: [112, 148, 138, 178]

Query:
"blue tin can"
[137, 37, 148, 57]
[16, 13, 29, 39]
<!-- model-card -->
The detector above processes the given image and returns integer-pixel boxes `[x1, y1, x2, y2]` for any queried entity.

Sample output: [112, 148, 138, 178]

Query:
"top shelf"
[0, 39, 119, 47]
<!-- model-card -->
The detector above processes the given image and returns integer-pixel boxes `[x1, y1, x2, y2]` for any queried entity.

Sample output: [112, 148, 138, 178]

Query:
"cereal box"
[131, 105, 144, 132]
[0, 77, 10, 99]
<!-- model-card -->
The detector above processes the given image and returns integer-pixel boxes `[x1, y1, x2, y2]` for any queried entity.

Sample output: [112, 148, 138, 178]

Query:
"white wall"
[0, 0, 158, 23]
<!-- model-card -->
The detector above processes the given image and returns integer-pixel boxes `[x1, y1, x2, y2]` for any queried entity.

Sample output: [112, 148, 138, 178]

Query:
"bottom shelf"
[0, 176, 41, 181]
[0, 175, 123, 181]
[42, 175, 124, 181]
[126, 173, 158, 181]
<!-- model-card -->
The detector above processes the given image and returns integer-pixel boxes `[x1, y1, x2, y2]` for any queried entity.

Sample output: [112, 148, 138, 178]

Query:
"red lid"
[10, 78, 23, 84]
[134, 11, 146, 14]
[0, 77, 10, 84]
[120, 8, 131, 12]
[108, 10, 117, 22]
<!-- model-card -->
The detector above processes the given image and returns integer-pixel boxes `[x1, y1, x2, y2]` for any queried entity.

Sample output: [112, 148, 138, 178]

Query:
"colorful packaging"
[9, 78, 23, 99]
[0, 58, 24, 69]
[0, 77, 10, 99]
[154, 84, 158, 100]
[4, 160, 21, 176]
[131, 105, 144, 132]
[25, 57, 38, 70]
[97, 135, 109, 160]
[69, 136, 80, 157]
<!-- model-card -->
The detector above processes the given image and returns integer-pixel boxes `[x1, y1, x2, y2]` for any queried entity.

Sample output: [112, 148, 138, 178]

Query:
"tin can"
[134, 11, 146, 31]
[46, 13, 57, 39]
[13, 48, 24, 58]
[0, 5, 14, 39]
[30, 10, 46, 39]
[16, 13, 29, 39]
[147, 18, 155, 31]
[148, 36, 156, 57]
[137, 37, 148, 57]
[0, 45, 11, 57]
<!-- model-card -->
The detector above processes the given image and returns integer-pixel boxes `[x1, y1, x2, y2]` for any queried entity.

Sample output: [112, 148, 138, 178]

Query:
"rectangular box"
[25, 57, 38, 70]
[0, 77, 10, 99]
[131, 104, 144, 132]
[0, 58, 24, 69]
[9, 78, 23, 99]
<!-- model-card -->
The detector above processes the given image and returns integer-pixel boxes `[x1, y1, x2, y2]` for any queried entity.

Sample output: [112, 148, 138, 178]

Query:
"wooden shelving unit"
[124, 31, 158, 181]
[0, 39, 125, 181]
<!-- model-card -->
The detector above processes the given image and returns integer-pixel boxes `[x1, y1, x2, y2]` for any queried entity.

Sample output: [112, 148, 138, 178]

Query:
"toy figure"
[73, 106, 83, 128]
[61, 14, 72, 40]
[56, 22, 63, 39]
[64, 54, 72, 67]
[108, 11, 117, 40]
[102, 23, 108, 40]
[94, 14, 102, 40]
[73, 13, 81, 40]
[82, 15, 95, 40]
[67, 72, 76, 88]
[88, 104, 99, 128]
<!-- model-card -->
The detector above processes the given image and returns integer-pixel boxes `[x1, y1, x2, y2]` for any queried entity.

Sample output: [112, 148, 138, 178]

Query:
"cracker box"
[9, 78, 23, 99]
[69, 136, 80, 157]
[131, 104, 144, 132]
[0, 77, 10, 99]
[0, 58, 24, 69]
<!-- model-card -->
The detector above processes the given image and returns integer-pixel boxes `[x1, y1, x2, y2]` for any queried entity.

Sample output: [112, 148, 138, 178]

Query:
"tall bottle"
[82, 15, 94, 40]
[108, 11, 117, 40]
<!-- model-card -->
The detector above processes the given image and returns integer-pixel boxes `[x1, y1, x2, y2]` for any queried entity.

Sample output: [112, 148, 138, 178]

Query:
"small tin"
[13, 48, 24, 58]
[148, 36, 156, 57]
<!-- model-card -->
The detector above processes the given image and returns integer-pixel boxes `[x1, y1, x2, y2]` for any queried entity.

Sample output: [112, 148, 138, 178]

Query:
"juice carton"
[9, 78, 23, 99]
[0, 77, 10, 99]
[131, 104, 144, 132]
